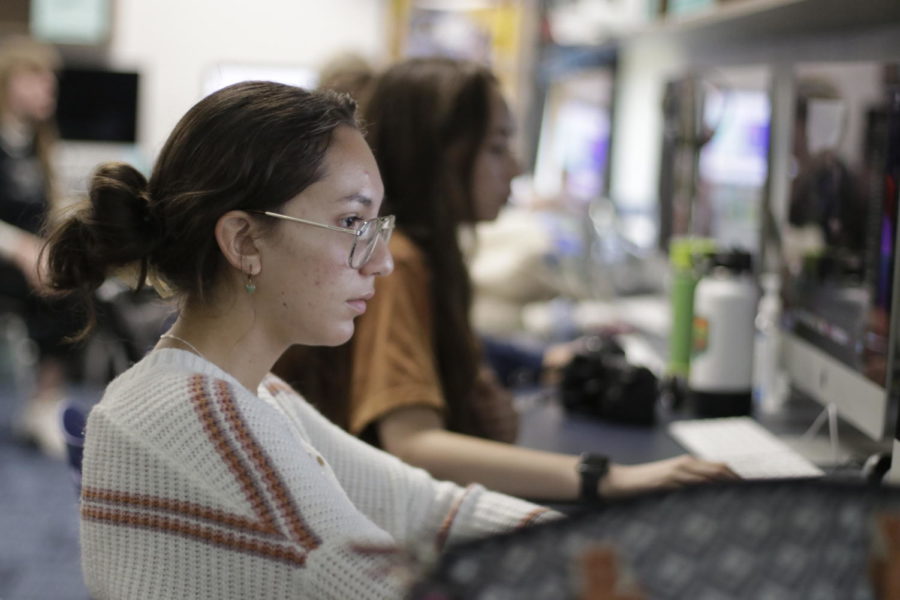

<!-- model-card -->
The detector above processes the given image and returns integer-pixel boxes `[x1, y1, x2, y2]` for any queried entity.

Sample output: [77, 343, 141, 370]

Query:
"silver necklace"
[160, 333, 206, 359]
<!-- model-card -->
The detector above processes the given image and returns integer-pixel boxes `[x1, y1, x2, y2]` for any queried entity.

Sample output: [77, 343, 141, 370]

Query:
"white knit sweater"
[79, 349, 556, 599]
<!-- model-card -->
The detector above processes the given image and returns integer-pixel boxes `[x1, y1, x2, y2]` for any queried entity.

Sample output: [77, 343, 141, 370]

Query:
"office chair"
[60, 399, 88, 492]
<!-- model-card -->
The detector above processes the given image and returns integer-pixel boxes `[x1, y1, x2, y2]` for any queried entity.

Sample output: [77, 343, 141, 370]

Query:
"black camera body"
[559, 340, 658, 426]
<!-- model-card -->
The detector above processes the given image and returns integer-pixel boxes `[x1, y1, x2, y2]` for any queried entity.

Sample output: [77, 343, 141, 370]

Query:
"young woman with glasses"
[277, 57, 736, 504]
[42, 80, 557, 599]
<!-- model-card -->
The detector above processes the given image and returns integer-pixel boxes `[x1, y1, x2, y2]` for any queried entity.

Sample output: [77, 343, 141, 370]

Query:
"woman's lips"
[347, 292, 373, 315]
[347, 299, 367, 314]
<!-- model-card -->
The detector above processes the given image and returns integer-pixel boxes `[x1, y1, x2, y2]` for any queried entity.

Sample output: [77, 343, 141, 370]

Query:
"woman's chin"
[291, 318, 356, 348]
[316, 324, 355, 348]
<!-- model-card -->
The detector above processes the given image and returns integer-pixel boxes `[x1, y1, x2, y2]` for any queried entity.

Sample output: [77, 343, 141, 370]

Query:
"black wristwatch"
[577, 452, 610, 504]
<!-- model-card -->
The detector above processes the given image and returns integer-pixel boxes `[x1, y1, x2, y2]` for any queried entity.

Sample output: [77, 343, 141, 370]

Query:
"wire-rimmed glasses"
[250, 210, 395, 269]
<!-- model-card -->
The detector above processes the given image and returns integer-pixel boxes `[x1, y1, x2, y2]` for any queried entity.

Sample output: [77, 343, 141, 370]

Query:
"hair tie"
[137, 190, 162, 236]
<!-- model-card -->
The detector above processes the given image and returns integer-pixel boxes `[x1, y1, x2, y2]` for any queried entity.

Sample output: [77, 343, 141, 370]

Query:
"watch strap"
[577, 452, 609, 504]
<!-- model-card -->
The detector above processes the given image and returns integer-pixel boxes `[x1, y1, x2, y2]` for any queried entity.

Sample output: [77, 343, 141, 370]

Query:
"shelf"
[636, 0, 900, 47]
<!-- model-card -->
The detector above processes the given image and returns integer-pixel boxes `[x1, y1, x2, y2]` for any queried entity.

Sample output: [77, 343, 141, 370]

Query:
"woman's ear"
[215, 210, 261, 275]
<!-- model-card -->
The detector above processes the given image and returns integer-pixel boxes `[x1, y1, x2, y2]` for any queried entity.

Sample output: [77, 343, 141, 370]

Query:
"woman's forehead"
[488, 88, 513, 134]
[295, 129, 383, 209]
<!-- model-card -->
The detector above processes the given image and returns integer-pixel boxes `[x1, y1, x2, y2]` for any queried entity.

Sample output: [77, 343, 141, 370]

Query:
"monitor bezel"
[779, 60, 900, 444]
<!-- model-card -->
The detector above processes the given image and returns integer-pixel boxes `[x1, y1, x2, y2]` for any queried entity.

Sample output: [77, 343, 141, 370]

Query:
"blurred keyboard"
[669, 416, 825, 479]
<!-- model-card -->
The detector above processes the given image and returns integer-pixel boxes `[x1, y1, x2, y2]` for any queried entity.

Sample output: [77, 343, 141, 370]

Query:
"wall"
[106, 0, 389, 165]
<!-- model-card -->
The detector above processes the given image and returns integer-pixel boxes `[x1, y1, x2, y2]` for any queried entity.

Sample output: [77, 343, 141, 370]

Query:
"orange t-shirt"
[348, 232, 518, 444]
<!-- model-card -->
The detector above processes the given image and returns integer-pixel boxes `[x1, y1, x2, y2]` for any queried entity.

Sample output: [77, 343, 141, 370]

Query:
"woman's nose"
[361, 235, 394, 277]
[509, 152, 523, 179]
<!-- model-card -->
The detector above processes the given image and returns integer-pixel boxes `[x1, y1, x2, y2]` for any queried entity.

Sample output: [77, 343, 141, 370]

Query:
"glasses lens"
[349, 217, 393, 269]
[349, 221, 374, 269]
[380, 216, 394, 245]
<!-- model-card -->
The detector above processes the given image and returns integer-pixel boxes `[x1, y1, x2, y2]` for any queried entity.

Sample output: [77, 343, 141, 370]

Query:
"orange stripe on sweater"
[517, 507, 550, 529]
[212, 379, 321, 552]
[82, 486, 277, 536]
[82, 504, 308, 567]
[188, 375, 281, 532]
[435, 485, 476, 551]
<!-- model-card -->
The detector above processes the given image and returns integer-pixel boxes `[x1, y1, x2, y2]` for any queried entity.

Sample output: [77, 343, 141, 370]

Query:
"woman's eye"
[341, 216, 364, 229]
[486, 139, 510, 155]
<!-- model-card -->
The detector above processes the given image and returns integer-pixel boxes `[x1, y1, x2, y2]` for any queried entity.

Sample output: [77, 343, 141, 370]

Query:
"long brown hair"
[280, 57, 496, 436]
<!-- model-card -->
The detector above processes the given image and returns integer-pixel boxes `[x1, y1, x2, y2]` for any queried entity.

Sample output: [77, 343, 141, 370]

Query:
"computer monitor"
[780, 60, 900, 450]
[696, 85, 771, 255]
[532, 67, 614, 208]
[658, 67, 771, 257]
[56, 67, 139, 143]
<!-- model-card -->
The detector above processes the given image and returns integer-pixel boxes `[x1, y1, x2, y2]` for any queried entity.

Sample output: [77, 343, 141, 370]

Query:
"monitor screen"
[658, 67, 771, 256]
[533, 68, 614, 208]
[780, 60, 900, 441]
[697, 87, 771, 254]
[56, 67, 139, 143]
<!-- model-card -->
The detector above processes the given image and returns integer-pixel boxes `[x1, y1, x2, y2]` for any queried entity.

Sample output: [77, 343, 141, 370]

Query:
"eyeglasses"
[251, 210, 395, 269]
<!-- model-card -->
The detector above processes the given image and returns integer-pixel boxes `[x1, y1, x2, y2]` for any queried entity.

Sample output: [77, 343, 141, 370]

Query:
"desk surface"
[515, 388, 890, 475]
[515, 391, 684, 463]
[515, 292, 893, 474]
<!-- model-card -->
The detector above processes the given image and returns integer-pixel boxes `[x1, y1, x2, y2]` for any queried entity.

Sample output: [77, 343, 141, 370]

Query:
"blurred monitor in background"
[533, 67, 614, 210]
[659, 65, 772, 255]
[658, 67, 772, 260]
[780, 61, 900, 455]
[53, 67, 142, 200]
[696, 86, 771, 255]
[56, 67, 139, 143]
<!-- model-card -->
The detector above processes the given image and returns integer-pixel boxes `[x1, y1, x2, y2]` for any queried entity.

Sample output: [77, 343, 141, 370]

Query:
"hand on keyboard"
[600, 454, 739, 499]
[668, 417, 825, 479]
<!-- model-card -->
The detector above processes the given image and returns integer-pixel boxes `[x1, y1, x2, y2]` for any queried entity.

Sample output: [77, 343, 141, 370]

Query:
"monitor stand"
[802, 402, 842, 464]
[779, 401, 895, 480]
[778, 401, 855, 468]
[884, 440, 900, 485]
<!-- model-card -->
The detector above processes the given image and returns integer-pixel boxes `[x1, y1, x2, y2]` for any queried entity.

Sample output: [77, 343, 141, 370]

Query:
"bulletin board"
[389, 0, 526, 107]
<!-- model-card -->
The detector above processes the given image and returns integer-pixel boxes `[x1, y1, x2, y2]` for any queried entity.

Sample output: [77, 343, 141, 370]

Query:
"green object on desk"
[667, 237, 716, 378]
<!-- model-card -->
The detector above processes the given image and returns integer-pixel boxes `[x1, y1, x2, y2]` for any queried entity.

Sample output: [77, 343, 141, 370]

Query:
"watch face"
[578, 454, 609, 503]
[580, 454, 610, 472]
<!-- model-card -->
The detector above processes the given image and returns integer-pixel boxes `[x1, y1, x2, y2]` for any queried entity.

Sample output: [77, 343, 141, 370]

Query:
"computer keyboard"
[668, 416, 825, 479]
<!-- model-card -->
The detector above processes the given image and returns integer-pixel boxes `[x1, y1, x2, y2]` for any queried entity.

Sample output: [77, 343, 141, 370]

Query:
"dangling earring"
[245, 271, 256, 294]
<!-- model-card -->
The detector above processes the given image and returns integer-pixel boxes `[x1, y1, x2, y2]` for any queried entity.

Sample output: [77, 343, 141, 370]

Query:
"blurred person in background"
[0, 35, 80, 458]
[317, 50, 376, 106]
[276, 57, 736, 504]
